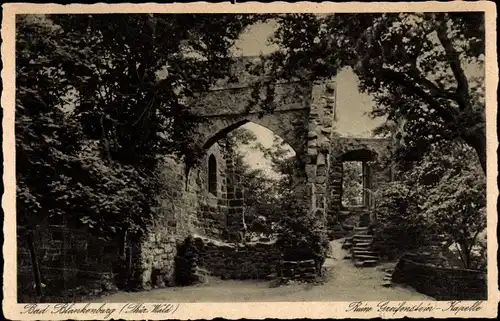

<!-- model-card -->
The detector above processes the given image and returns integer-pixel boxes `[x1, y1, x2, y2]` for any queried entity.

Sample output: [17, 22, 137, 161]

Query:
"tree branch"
[467, 230, 481, 255]
[436, 15, 469, 110]
[409, 67, 457, 101]
[379, 67, 457, 123]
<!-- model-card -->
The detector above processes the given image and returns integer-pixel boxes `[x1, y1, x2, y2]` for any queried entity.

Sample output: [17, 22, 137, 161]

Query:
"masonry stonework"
[18, 56, 396, 296]
[17, 223, 121, 301]
[134, 141, 234, 289]
[392, 255, 487, 300]
[190, 236, 281, 280]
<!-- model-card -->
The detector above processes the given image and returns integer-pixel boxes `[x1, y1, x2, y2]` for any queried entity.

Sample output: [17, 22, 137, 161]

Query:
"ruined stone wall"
[195, 142, 230, 238]
[132, 156, 193, 289]
[17, 223, 120, 301]
[191, 235, 281, 280]
[135, 142, 231, 289]
[392, 256, 487, 300]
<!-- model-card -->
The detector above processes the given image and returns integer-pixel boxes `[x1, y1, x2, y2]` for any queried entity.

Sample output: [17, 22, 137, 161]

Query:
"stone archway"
[184, 57, 339, 226]
[200, 111, 308, 155]
[326, 138, 392, 238]
[199, 121, 299, 241]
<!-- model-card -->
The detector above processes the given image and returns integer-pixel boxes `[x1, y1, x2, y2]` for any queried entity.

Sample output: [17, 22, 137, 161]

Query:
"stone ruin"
[17, 56, 393, 298]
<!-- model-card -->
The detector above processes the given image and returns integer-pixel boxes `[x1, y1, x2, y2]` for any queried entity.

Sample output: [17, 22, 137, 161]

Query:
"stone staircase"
[342, 223, 380, 268]
[381, 267, 395, 287]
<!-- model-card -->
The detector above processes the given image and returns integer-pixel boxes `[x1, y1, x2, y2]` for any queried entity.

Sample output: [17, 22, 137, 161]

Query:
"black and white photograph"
[2, 2, 498, 319]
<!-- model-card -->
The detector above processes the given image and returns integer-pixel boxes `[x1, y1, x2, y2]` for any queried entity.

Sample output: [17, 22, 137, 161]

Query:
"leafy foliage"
[226, 128, 281, 238]
[226, 127, 329, 266]
[373, 141, 486, 269]
[256, 136, 329, 265]
[265, 13, 486, 172]
[16, 14, 258, 240]
[341, 161, 364, 207]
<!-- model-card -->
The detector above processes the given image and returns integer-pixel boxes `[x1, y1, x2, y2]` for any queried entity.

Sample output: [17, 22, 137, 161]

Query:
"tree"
[226, 128, 280, 238]
[226, 127, 329, 274]
[265, 13, 486, 172]
[373, 141, 486, 269]
[418, 143, 486, 269]
[16, 14, 258, 294]
[16, 15, 88, 296]
[17, 13, 258, 233]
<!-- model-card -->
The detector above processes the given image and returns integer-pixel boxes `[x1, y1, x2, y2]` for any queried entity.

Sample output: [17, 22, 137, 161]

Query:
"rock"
[307, 140, 317, 148]
[308, 131, 318, 139]
[321, 127, 331, 134]
[325, 81, 336, 92]
[316, 176, 326, 184]
[305, 165, 317, 179]
[317, 153, 326, 166]
[307, 148, 318, 157]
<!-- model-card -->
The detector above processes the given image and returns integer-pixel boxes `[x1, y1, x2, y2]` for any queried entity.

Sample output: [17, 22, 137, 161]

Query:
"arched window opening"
[208, 154, 217, 195]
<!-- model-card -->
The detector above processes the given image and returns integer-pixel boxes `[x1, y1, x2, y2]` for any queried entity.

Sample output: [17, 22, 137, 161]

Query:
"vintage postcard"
[2, 1, 499, 319]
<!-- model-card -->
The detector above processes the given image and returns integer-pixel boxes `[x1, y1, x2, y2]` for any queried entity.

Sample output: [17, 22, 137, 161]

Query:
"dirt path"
[93, 240, 431, 303]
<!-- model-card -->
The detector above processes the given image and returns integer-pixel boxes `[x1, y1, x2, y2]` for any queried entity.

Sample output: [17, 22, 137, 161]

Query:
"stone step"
[354, 259, 379, 267]
[381, 282, 393, 287]
[353, 229, 371, 235]
[352, 240, 374, 245]
[352, 250, 379, 256]
[352, 245, 373, 251]
[343, 254, 352, 260]
[353, 254, 380, 260]
[353, 240, 372, 245]
[353, 234, 374, 239]
[352, 233, 373, 242]
[353, 236, 374, 241]
[353, 231, 371, 236]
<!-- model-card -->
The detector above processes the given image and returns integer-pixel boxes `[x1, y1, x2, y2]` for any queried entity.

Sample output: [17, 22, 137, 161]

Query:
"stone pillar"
[307, 79, 337, 218]
[224, 142, 245, 241]
[326, 159, 343, 225]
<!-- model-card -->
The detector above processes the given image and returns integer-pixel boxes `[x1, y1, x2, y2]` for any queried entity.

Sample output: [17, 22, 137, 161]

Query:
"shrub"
[276, 192, 329, 274]
[373, 142, 486, 269]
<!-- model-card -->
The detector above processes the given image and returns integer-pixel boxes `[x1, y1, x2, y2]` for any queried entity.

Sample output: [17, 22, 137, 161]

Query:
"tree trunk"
[26, 231, 44, 297]
[462, 130, 486, 174]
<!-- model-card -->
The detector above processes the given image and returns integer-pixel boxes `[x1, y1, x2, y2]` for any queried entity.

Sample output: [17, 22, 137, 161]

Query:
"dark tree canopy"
[264, 13, 486, 172]
[16, 14, 260, 238]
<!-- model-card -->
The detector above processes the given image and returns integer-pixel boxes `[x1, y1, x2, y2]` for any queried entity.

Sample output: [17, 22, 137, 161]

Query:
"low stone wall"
[17, 225, 120, 302]
[132, 235, 178, 290]
[190, 235, 281, 280]
[392, 256, 487, 300]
